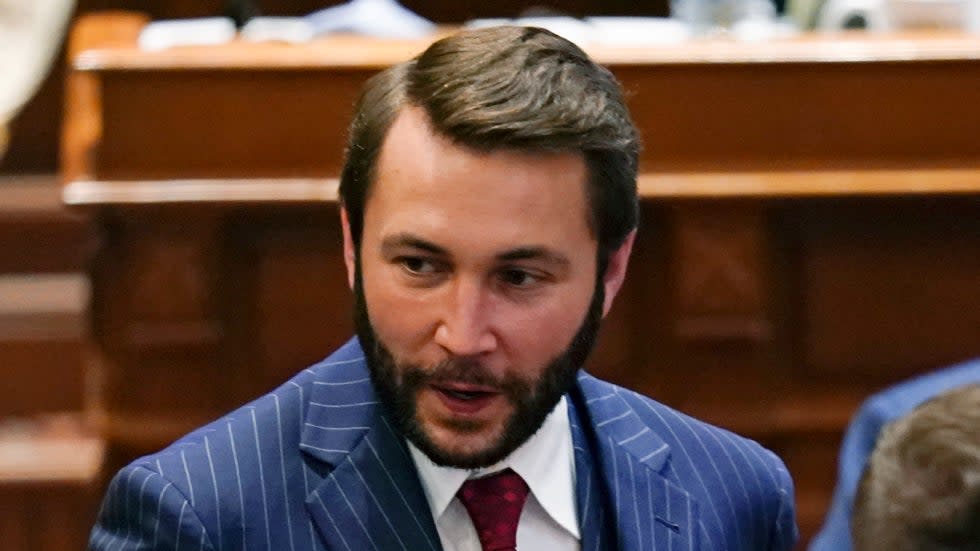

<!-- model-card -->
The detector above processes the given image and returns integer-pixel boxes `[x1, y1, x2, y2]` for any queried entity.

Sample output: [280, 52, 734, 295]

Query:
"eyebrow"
[379, 234, 571, 267]
[380, 234, 446, 256]
[498, 247, 571, 268]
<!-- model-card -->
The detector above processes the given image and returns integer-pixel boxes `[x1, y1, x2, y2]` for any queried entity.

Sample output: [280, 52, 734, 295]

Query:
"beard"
[353, 265, 604, 469]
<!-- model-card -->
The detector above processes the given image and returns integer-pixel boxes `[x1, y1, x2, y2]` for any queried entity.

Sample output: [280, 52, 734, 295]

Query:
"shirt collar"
[407, 395, 580, 538]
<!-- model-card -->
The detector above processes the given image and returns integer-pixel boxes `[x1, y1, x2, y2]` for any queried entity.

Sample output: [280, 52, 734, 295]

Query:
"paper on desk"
[586, 17, 692, 45]
[465, 17, 692, 47]
[138, 17, 237, 51]
[241, 17, 316, 43]
[305, 0, 435, 39]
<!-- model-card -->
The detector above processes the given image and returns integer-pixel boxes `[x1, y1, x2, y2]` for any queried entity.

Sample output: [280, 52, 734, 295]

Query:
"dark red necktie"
[456, 468, 530, 551]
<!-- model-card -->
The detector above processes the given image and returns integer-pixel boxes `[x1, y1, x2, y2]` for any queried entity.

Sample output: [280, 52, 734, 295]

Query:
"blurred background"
[1, 0, 978, 549]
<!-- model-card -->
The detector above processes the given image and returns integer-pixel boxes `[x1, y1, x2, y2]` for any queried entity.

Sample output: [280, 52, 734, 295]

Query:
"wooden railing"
[62, 14, 980, 545]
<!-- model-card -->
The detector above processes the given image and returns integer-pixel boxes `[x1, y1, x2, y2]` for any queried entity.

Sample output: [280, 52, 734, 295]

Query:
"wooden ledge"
[0, 274, 88, 340]
[0, 175, 75, 215]
[63, 168, 980, 207]
[0, 415, 103, 484]
[0, 274, 88, 316]
[640, 168, 980, 198]
[69, 14, 980, 72]
[0, 177, 93, 271]
[63, 177, 339, 206]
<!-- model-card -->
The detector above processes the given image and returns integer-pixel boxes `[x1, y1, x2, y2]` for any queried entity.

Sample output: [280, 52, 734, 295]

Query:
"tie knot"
[457, 469, 530, 551]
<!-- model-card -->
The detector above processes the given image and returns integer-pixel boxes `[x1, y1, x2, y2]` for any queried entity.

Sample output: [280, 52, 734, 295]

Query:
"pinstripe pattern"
[569, 374, 798, 551]
[90, 338, 797, 550]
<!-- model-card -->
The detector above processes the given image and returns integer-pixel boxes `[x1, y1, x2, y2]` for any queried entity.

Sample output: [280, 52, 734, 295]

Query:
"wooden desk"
[0, 415, 103, 551]
[63, 13, 980, 544]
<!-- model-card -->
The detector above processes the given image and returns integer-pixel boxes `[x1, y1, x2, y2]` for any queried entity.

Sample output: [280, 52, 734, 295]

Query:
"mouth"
[430, 382, 501, 415]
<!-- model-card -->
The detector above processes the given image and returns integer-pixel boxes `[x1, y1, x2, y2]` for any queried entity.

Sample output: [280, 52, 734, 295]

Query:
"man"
[810, 358, 980, 551]
[90, 26, 797, 551]
[852, 384, 980, 551]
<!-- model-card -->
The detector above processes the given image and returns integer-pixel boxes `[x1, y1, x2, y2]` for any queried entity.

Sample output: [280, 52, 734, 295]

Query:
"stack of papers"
[138, 0, 436, 50]
[138, 17, 237, 51]
[466, 17, 693, 47]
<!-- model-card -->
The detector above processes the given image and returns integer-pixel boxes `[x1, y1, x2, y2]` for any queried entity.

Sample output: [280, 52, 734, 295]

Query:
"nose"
[433, 276, 498, 357]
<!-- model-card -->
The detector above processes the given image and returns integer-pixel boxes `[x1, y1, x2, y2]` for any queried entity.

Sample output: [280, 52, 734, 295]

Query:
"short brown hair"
[338, 26, 639, 272]
[852, 384, 980, 551]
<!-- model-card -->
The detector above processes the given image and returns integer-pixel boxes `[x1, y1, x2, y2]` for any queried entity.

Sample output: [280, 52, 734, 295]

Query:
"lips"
[431, 382, 501, 415]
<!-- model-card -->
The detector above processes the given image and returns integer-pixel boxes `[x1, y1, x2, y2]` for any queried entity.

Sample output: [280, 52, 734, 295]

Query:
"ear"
[340, 206, 356, 290]
[601, 230, 636, 318]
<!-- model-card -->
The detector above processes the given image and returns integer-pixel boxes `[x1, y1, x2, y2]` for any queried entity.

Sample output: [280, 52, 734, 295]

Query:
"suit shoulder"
[124, 340, 368, 501]
[861, 358, 980, 424]
[91, 463, 214, 549]
[581, 374, 798, 548]
[582, 374, 794, 493]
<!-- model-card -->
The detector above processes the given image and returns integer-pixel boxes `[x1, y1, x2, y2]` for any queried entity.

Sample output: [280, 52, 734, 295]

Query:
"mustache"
[399, 357, 530, 395]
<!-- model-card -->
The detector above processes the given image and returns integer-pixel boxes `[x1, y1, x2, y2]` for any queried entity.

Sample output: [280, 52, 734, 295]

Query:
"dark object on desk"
[224, 0, 260, 27]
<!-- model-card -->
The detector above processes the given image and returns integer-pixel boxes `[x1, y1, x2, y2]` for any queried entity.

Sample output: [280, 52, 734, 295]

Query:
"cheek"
[498, 289, 593, 366]
[361, 262, 436, 349]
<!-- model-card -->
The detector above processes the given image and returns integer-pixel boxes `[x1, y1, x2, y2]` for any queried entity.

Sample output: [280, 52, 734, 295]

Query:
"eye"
[398, 256, 438, 275]
[499, 268, 541, 288]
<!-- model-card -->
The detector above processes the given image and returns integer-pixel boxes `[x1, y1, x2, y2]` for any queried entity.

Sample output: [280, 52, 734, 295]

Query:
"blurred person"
[810, 358, 980, 550]
[852, 384, 980, 550]
[90, 26, 798, 551]
[0, 0, 75, 159]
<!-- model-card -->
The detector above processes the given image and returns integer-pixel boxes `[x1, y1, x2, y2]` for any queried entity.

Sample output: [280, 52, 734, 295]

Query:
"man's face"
[344, 107, 624, 468]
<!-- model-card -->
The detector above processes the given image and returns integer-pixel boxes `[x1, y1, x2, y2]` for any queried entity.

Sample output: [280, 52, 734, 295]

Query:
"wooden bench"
[0, 175, 92, 416]
[0, 414, 104, 551]
[0, 177, 99, 548]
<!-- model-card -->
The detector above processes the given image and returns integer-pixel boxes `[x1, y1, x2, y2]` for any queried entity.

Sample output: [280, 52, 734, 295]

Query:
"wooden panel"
[0, 273, 88, 416]
[76, 60, 980, 179]
[670, 204, 771, 344]
[1, 0, 668, 173]
[90, 206, 354, 447]
[0, 174, 91, 485]
[0, 176, 94, 273]
[89, 210, 229, 439]
[588, 202, 672, 392]
[96, 70, 365, 179]
[0, 415, 103, 551]
[0, 339, 85, 415]
[227, 208, 353, 397]
[64, 24, 980, 181]
[62, 17, 980, 549]
[799, 197, 980, 376]
[619, 60, 980, 171]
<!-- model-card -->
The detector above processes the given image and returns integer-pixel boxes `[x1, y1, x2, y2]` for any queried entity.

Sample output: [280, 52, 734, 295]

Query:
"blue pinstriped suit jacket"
[809, 358, 980, 551]
[90, 338, 798, 550]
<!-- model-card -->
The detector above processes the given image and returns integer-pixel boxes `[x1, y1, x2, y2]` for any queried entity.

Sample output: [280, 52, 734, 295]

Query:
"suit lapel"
[295, 342, 700, 551]
[569, 401, 613, 551]
[299, 342, 441, 551]
[571, 372, 700, 551]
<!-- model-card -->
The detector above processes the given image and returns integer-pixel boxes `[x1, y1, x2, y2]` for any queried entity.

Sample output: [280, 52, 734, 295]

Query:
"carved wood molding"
[670, 204, 771, 344]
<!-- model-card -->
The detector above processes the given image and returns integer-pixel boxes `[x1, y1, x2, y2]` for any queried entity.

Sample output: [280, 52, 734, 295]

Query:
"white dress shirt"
[408, 396, 581, 551]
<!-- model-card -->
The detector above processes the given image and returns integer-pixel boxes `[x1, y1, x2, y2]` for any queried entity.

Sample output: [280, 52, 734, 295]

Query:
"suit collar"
[295, 341, 678, 473]
[297, 340, 375, 467]
[297, 341, 700, 551]
[571, 371, 700, 551]
[407, 396, 580, 539]
[573, 371, 672, 472]
[300, 339, 442, 551]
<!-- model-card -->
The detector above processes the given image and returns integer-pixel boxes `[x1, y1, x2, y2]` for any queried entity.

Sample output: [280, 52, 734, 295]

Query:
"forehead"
[363, 107, 594, 252]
